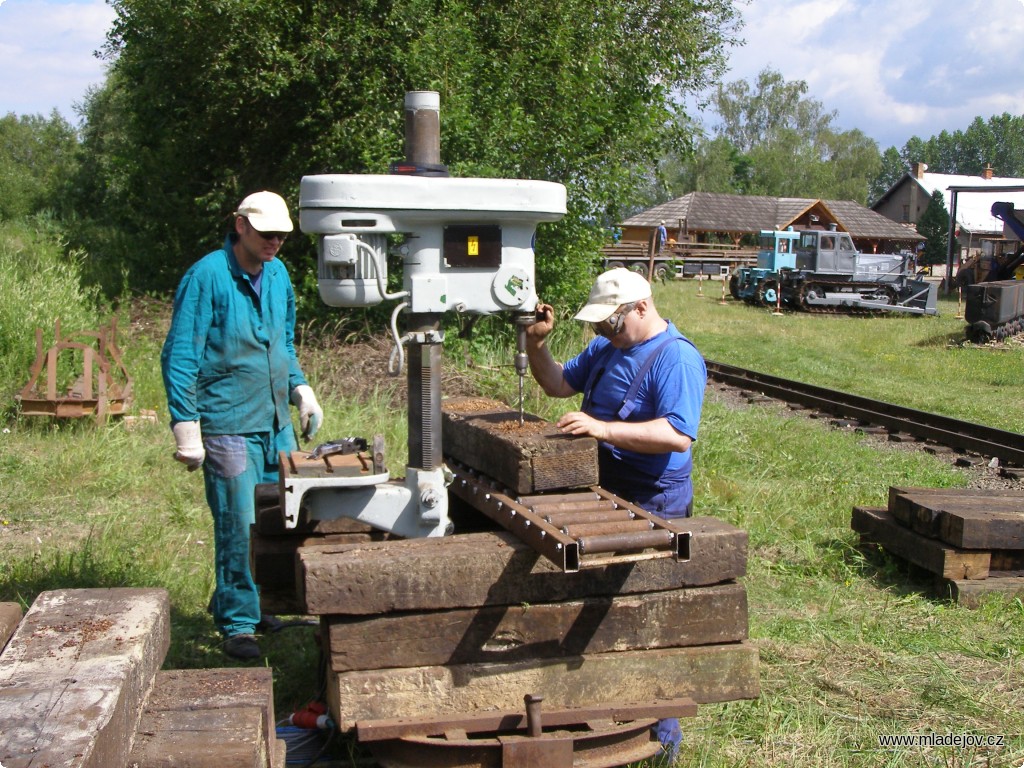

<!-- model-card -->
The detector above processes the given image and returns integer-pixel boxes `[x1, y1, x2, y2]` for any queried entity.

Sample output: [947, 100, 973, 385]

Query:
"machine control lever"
[309, 437, 368, 461]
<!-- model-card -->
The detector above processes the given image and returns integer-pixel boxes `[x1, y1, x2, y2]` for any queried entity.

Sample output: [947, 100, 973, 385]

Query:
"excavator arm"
[989, 201, 1024, 279]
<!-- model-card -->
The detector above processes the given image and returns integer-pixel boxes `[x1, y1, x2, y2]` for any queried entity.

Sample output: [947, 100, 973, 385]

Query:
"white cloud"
[0, 0, 115, 122]
[4, 0, 1024, 152]
[717, 0, 1024, 148]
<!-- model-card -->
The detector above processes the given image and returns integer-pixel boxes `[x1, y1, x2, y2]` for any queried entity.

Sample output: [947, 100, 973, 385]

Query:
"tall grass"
[0, 218, 111, 416]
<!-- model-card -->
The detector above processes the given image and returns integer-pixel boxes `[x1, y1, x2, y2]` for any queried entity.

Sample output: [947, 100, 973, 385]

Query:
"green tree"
[0, 111, 80, 221]
[712, 69, 835, 154]
[868, 146, 905, 204]
[667, 135, 752, 195]
[875, 113, 1024, 192]
[816, 128, 882, 202]
[983, 113, 1024, 176]
[917, 190, 949, 266]
[73, 0, 740, 316]
[670, 69, 881, 202]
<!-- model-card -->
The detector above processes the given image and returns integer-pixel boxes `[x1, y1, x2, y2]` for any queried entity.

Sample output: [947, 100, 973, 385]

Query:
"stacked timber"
[0, 588, 284, 768]
[852, 486, 1024, 606]
[289, 397, 759, 759]
[306, 523, 758, 733]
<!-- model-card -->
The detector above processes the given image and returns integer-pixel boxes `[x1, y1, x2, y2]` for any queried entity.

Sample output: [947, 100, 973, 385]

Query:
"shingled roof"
[624, 192, 922, 242]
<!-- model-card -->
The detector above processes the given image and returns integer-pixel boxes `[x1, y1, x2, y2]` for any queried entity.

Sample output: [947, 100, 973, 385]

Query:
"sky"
[3, 0, 1024, 151]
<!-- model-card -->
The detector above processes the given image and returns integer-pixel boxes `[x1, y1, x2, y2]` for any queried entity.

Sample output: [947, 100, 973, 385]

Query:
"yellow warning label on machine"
[467, 236, 479, 256]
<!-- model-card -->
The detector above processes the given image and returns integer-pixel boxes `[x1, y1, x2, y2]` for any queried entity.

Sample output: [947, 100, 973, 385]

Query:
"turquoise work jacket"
[161, 236, 307, 435]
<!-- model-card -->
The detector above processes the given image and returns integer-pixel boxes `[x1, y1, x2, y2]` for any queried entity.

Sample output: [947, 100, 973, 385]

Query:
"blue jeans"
[654, 717, 683, 763]
[203, 427, 296, 637]
[597, 448, 693, 520]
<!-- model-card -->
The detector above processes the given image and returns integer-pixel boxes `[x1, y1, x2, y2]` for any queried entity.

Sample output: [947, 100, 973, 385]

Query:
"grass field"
[1, 278, 1022, 767]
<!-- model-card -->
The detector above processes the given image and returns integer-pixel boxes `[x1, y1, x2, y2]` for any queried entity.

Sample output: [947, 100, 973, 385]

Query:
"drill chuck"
[514, 352, 529, 377]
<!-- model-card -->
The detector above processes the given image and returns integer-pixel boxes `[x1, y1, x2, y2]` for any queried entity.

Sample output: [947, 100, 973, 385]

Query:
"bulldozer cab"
[795, 229, 857, 274]
[757, 228, 799, 271]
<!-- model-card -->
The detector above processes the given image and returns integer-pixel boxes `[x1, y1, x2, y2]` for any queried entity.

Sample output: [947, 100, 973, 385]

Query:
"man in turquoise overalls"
[162, 191, 323, 660]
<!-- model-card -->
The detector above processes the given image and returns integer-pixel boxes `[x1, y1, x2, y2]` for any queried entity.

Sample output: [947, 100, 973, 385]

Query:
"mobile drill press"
[280, 91, 566, 538]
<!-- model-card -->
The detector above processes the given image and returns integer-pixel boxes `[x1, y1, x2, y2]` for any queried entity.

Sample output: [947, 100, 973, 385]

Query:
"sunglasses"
[243, 217, 288, 242]
[591, 302, 636, 338]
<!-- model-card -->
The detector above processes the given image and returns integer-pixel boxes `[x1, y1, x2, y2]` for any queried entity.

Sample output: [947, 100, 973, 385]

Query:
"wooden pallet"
[852, 486, 1024, 605]
[16, 319, 133, 423]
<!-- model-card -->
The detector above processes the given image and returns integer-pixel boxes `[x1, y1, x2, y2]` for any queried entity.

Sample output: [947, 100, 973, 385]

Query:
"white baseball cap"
[236, 191, 294, 233]
[573, 268, 652, 323]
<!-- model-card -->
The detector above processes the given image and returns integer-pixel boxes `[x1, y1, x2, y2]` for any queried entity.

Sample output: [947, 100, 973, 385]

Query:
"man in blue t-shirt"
[525, 267, 706, 762]
[525, 267, 705, 519]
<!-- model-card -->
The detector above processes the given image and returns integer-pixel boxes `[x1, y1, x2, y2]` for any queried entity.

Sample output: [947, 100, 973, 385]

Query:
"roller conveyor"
[448, 460, 690, 572]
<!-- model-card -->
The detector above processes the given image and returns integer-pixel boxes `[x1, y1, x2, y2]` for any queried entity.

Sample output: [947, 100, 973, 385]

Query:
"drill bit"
[514, 315, 531, 426]
[518, 370, 525, 425]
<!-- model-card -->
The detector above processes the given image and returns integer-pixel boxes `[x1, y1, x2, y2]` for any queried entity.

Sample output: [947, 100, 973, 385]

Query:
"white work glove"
[290, 384, 323, 440]
[171, 421, 205, 471]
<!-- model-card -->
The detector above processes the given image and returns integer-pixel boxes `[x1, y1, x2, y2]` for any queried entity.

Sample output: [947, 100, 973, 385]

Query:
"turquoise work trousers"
[202, 427, 297, 637]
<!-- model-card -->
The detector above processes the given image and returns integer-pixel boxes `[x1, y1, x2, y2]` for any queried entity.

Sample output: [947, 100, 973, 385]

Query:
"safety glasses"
[591, 302, 636, 338]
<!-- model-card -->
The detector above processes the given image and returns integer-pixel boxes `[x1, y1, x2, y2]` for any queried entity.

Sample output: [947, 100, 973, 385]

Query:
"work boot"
[223, 633, 260, 661]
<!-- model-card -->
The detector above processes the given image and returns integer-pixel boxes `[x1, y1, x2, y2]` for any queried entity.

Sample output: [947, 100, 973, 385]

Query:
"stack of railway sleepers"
[0, 588, 285, 768]
[852, 486, 1024, 606]
[306, 524, 758, 732]
[293, 398, 759, 755]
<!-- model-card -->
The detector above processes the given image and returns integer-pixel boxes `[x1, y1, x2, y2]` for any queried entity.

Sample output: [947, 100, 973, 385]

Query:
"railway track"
[705, 361, 1024, 470]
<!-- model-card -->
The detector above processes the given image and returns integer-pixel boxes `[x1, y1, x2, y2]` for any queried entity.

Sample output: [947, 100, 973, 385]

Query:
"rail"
[706, 361, 1024, 467]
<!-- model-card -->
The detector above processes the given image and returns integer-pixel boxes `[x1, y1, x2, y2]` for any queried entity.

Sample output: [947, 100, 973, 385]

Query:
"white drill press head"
[299, 174, 566, 314]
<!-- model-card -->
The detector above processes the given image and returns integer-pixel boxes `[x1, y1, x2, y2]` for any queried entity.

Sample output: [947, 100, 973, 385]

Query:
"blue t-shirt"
[562, 321, 705, 484]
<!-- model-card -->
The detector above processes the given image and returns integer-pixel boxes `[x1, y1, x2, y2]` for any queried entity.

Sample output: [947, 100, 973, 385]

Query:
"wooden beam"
[299, 517, 747, 615]
[0, 588, 170, 768]
[0, 602, 22, 652]
[251, 530, 378, 593]
[128, 707, 267, 768]
[442, 397, 599, 494]
[941, 507, 1024, 550]
[852, 506, 990, 580]
[945, 576, 1024, 608]
[327, 642, 759, 732]
[131, 668, 280, 768]
[323, 582, 748, 672]
[887, 487, 1024, 549]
